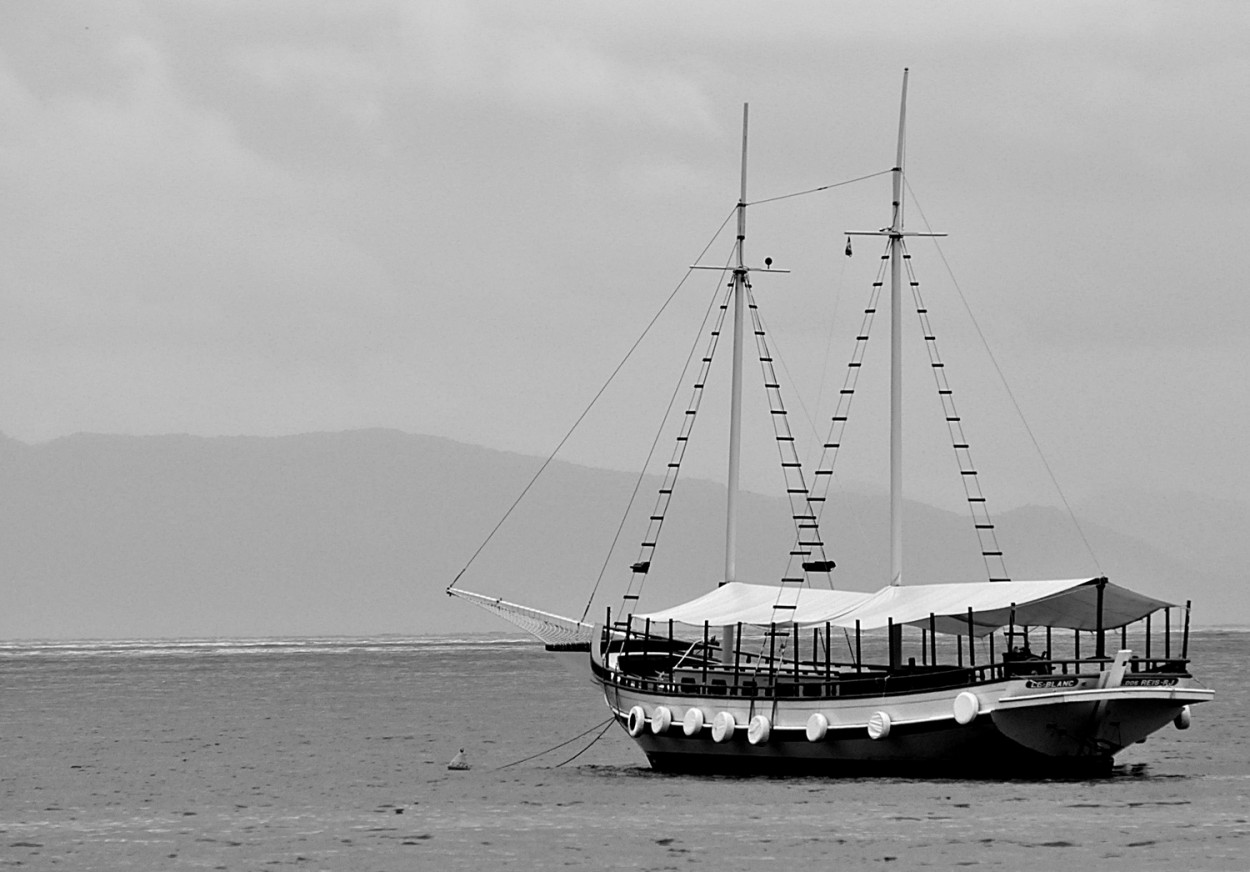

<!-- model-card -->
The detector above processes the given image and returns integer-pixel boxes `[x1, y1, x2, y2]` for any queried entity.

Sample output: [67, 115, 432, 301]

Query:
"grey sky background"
[2, 2, 1248, 518]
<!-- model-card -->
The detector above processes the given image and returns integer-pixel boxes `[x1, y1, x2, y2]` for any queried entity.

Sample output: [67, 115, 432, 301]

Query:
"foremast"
[724, 104, 748, 591]
[692, 103, 790, 663]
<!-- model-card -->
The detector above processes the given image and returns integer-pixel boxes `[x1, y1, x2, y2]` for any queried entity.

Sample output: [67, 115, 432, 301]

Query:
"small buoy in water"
[447, 749, 470, 771]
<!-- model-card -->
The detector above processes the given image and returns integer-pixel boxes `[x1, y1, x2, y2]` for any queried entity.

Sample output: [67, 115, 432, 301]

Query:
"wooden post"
[966, 607, 976, 668]
[1165, 608, 1171, 659]
[888, 618, 896, 670]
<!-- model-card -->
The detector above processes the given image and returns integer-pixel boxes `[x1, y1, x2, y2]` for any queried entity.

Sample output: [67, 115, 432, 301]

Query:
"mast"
[846, 70, 942, 668]
[889, 70, 909, 588]
[687, 104, 786, 664]
[849, 70, 944, 588]
[724, 102, 748, 587]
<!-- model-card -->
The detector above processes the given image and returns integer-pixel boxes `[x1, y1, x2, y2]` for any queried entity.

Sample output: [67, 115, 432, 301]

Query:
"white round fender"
[627, 705, 647, 737]
[747, 714, 771, 745]
[711, 711, 736, 743]
[1174, 705, 1192, 730]
[682, 707, 705, 736]
[953, 691, 980, 725]
[867, 710, 892, 740]
[806, 713, 829, 742]
[650, 705, 673, 735]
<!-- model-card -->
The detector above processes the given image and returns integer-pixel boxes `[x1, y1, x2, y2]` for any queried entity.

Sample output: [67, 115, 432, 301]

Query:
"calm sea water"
[1, 631, 1247, 870]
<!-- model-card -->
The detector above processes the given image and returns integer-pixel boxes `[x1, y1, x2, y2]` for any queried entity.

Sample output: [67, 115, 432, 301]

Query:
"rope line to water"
[494, 717, 615, 770]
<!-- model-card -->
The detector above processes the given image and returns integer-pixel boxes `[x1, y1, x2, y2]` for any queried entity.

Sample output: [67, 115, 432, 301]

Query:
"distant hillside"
[0, 430, 1242, 639]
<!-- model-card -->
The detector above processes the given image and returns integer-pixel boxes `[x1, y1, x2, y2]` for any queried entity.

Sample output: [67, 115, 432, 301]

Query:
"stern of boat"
[990, 649, 1214, 757]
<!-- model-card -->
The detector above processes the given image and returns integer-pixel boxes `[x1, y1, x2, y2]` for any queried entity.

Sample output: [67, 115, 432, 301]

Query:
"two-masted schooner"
[450, 71, 1212, 776]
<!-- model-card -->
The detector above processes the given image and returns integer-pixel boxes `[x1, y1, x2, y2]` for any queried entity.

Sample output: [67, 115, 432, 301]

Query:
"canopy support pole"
[966, 607, 976, 667]
[1095, 576, 1107, 659]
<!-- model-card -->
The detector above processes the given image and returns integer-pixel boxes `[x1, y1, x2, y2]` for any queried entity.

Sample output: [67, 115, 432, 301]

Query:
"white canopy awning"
[637, 581, 872, 627]
[633, 578, 1172, 637]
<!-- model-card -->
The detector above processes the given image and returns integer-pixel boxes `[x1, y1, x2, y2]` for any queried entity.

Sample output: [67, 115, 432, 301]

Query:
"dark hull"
[632, 720, 1114, 778]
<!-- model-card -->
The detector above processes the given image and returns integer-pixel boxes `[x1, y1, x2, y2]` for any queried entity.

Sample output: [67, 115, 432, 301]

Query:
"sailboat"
[449, 71, 1213, 776]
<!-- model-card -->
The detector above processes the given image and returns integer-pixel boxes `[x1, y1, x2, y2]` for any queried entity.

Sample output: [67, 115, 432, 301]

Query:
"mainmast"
[847, 69, 944, 588]
[846, 70, 943, 666]
[888, 70, 909, 589]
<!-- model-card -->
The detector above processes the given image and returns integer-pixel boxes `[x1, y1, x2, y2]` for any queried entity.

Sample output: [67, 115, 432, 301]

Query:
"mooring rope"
[554, 717, 617, 768]
[494, 716, 616, 770]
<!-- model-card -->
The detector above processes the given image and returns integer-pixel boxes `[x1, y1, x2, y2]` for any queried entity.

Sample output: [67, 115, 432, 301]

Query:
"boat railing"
[603, 599, 1194, 680]
[597, 643, 1194, 700]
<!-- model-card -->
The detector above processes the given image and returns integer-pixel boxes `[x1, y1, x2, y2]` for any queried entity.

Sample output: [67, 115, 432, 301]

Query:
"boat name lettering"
[1123, 677, 1178, 687]
[1024, 678, 1080, 689]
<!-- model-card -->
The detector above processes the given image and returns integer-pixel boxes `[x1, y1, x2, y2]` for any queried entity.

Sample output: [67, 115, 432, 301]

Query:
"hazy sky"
[2, 2, 1248, 512]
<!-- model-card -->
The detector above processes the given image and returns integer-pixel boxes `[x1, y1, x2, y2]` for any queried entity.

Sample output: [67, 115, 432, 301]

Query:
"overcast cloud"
[2, 1, 1247, 513]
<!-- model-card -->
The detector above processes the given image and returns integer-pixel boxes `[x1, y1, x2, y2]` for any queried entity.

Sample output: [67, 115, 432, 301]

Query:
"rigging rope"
[582, 256, 733, 622]
[614, 280, 734, 619]
[448, 207, 738, 594]
[903, 180, 1103, 573]
[748, 168, 894, 207]
[806, 250, 891, 526]
[756, 279, 877, 569]
[742, 284, 836, 602]
[901, 240, 1010, 582]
